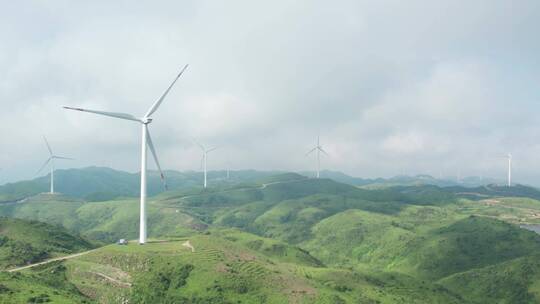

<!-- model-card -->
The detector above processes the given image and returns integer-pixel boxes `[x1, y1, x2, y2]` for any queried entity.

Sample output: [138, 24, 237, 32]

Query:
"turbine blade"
[36, 157, 52, 175]
[145, 64, 189, 118]
[190, 137, 205, 151]
[305, 147, 317, 156]
[206, 146, 219, 153]
[43, 136, 53, 156]
[319, 147, 329, 156]
[63, 107, 142, 122]
[53, 156, 74, 160]
[146, 130, 167, 190]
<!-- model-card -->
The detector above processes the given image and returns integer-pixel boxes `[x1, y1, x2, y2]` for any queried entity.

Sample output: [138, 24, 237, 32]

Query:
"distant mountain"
[446, 183, 540, 200]
[0, 166, 530, 204]
[0, 167, 282, 202]
[302, 170, 502, 188]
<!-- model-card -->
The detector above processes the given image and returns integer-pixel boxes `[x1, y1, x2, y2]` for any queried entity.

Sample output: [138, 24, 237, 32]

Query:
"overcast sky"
[1, 1, 539, 185]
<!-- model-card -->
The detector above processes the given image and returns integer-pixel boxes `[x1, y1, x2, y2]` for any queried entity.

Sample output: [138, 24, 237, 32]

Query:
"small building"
[117, 239, 128, 245]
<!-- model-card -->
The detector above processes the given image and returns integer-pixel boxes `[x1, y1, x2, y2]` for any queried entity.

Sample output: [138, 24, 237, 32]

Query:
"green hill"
[0, 217, 93, 269]
[0, 263, 92, 304]
[440, 253, 540, 303]
[0, 167, 283, 202]
[2, 175, 540, 302]
[61, 234, 466, 303]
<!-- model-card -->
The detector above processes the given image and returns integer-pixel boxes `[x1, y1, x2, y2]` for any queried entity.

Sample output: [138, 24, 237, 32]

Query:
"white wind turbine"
[306, 135, 328, 179]
[37, 136, 73, 194]
[192, 138, 218, 188]
[64, 64, 188, 244]
[507, 153, 512, 187]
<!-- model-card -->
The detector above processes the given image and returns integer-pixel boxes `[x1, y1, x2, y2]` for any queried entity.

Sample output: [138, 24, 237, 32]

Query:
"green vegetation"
[63, 235, 466, 303]
[0, 262, 92, 303]
[3, 172, 540, 303]
[0, 167, 282, 202]
[440, 253, 540, 303]
[0, 217, 93, 269]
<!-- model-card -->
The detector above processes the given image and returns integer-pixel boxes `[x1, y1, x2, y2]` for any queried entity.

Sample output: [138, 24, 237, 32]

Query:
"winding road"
[7, 249, 98, 273]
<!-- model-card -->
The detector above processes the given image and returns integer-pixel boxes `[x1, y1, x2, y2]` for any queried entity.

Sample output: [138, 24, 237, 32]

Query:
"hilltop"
[3, 231, 467, 304]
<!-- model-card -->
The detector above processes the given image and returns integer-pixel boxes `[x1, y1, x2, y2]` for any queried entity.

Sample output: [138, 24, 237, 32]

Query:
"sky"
[1, 1, 540, 185]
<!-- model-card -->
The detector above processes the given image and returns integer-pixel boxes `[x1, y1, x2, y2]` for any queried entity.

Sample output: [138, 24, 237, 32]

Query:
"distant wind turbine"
[507, 153, 512, 187]
[192, 138, 218, 188]
[63, 64, 188, 244]
[225, 158, 232, 179]
[37, 136, 73, 194]
[306, 135, 328, 179]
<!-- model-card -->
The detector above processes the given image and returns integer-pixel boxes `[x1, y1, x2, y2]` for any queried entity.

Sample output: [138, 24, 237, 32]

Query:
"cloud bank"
[1, 1, 539, 184]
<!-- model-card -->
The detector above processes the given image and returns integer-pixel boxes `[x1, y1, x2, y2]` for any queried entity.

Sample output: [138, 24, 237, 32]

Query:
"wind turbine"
[37, 136, 73, 194]
[63, 64, 188, 244]
[192, 138, 218, 188]
[306, 135, 328, 179]
[507, 153, 512, 187]
[225, 158, 231, 179]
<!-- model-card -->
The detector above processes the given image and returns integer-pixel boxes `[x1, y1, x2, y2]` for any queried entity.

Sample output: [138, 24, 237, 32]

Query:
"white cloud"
[1, 1, 540, 184]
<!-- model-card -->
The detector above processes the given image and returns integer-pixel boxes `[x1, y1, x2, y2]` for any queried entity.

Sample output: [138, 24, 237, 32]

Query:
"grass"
[63, 234, 466, 303]
[0, 262, 93, 304]
[440, 253, 540, 303]
[0, 217, 93, 270]
[3, 175, 540, 302]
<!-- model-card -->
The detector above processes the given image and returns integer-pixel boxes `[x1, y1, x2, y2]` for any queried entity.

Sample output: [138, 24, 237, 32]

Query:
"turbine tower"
[507, 153, 512, 187]
[306, 135, 328, 178]
[192, 138, 218, 188]
[37, 136, 73, 194]
[64, 64, 188, 244]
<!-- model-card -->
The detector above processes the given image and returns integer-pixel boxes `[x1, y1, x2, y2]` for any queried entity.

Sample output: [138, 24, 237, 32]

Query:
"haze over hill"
[0, 167, 513, 203]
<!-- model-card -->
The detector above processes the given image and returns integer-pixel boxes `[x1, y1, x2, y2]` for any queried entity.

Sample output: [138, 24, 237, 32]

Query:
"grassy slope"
[0, 217, 93, 269]
[440, 253, 540, 304]
[64, 232, 465, 304]
[0, 194, 206, 244]
[0, 262, 92, 304]
[3, 177, 540, 302]
[0, 218, 94, 303]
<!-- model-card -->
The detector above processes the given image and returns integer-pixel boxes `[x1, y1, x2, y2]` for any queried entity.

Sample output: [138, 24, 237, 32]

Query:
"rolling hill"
[3, 174, 540, 302]
[0, 167, 283, 203]
[4, 231, 468, 304]
[304, 170, 501, 188]
[0, 217, 93, 270]
[0, 167, 517, 204]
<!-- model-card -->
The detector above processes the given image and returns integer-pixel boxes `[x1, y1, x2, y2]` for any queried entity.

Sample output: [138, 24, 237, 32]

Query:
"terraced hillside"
[5, 232, 468, 304]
